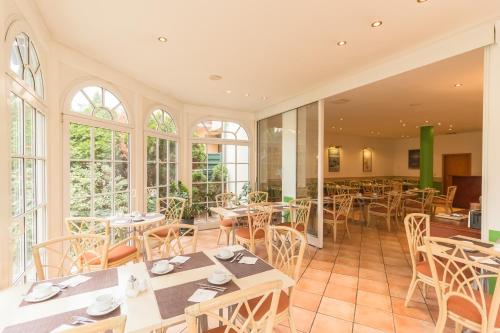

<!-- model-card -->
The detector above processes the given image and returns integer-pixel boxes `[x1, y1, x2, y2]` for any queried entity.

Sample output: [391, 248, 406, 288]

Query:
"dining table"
[0, 245, 294, 333]
[351, 193, 386, 224]
[109, 213, 165, 250]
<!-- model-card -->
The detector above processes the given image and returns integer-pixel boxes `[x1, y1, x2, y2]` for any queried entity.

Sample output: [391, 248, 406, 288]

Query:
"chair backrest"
[185, 280, 282, 333]
[65, 217, 110, 237]
[446, 186, 458, 202]
[391, 181, 403, 192]
[424, 237, 500, 332]
[157, 197, 186, 224]
[403, 214, 430, 271]
[332, 194, 353, 221]
[267, 226, 306, 281]
[33, 234, 109, 280]
[143, 223, 198, 260]
[63, 315, 127, 333]
[387, 191, 402, 212]
[248, 191, 268, 204]
[215, 192, 237, 208]
[289, 198, 312, 233]
[247, 204, 273, 239]
[423, 189, 435, 210]
[362, 183, 373, 194]
[325, 184, 335, 196]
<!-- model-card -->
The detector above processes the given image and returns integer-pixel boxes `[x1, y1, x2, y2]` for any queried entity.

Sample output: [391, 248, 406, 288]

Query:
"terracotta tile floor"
[167, 220, 456, 333]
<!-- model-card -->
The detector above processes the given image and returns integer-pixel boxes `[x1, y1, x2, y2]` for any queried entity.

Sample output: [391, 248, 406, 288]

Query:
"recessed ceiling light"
[339, 128, 343, 131]
[340, 118, 344, 121]
[416, 125, 419, 128]
[449, 124, 453, 127]
[371, 20, 383, 28]
[417, 0, 428, 3]
[158, 36, 168, 42]
[448, 128, 453, 131]
[437, 122, 442, 126]
[399, 120, 403, 123]
[425, 120, 429, 123]
[244, 93, 250, 97]
[402, 123, 406, 127]
[337, 41, 347, 46]
[225, 90, 232, 94]
[370, 131, 374, 134]
[454, 83, 463, 87]
[209, 74, 222, 81]
[262, 96, 268, 100]
[332, 126, 336, 129]
[377, 132, 381, 135]
[401, 135, 405, 138]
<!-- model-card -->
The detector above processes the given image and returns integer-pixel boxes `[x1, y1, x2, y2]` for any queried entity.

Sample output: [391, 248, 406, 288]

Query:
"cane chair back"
[446, 186, 458, 202]
[289, 198, 312, 234]
[248, 191, 268, 204]
[185, 280, 282, 333]
[216, 192, 237, 208]
[391, 181, 403, 192]
[404, 214, 430, 271]
[63, 315, 127, 333]
[267, 226, 306, 281]
[65, 217, 109, 236]
[157, 197, 186, 224]
[422, 189, 435, 212]
[248, 204, 273, 236]
[143, 224, 198, 260]
[325, 184, 335, 197]
[362, 183, 374, 194]
[387, 191, 402, 214]
[33, 234, 109, 280]
[424, 237, 500, 333]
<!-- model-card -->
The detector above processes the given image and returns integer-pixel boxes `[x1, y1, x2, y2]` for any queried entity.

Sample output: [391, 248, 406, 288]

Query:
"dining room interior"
[2, 1, 500, 333]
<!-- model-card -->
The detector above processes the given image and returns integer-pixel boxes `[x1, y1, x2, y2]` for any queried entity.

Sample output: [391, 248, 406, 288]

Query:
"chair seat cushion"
[83, 245, 137, 264]
[279, 222, 305, 232]
[238, 290, 289, 320]
[153, 227, 180, 238]
[204, 326, 237, 333]
[235, 228, 265, 240]
[447, 291, 500, 327]
[219, 218, 234, 227]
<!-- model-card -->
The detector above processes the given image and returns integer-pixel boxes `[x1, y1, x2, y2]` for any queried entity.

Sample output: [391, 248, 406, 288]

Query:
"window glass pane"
[147, 137, 157, 162]
[36, 111, 45, 157]
[25, 212, 34, 267]
[70, 161, 91, 198]
[9, 220, 23, 282]
[147, 162, 156, 187]
[70, 196, 91, 217]
[95, 194, 112, 217]
[115, 162, 129, 191]
[192, 144, 207, 162]
[226, 163, 236, 182]
[94, 107, 113, 121]
[211, 163, 228, 182]
[70, 123, 91, 160]
[168, 141, 177, 162]
[192, 184, 207, 203]
[207, 183, 222, 203]
[237, 164, 249, 182]
[236, 127, 249, 140]
[11, 158, 23, 217]
[104, 90, 120, 110]
[169, 163, 177, 183]
[161, 112, 176, 134]
[237, 145, 248, 163]
[10, 94, 22, 155]
[71, 91, 92, 115]
[114, 193, 129, 215]
[146, 188, 157, 213]
[224, 145, 236, 163]
[10, 42, 23, 77]
[159, 163, 167, 186]
[192, 164, 207, 183]
[115, 132, 129, 161]
[94, 162, 112, 194]
[16, 34, 29, 66]
[24, 69, 35, 91]
[24, 103, 34, 156]
[25, 159, 35, 211]
[94, 128, 112, 160]
[34, 71, 44, 98]
[83, 86, 102, 105]
[159, 139, 168, 162]
[28, 42, 40, 71]
[236, 182, 247, 197]
[36, 160, 45, 205]
[147, 114, 158, 130]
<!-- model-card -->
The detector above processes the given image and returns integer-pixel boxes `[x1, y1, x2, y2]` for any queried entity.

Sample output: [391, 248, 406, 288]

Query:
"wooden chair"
[403, 213, 435, 307]
[63, 315, 127, 333]
[404, 189, 435, 216]
[424, 237, 500, 333]
[323, 194, 353, 243]
[362, 183, 374, 195]
[432, 186, 457, 214]
[157, 196, 186, 225]
[367, 191, 402, 232]
[235, 204, 273, 253]
[215, 192, 238, 245]
[33, 234, 109, 280]
[65, 218, 139, 268]
[143, 224, 198, 261]
[185, 280, 282, 333]
[248, 191, 268, 204]
[391, 181, 403, 193]
[280, 198, 311, 236]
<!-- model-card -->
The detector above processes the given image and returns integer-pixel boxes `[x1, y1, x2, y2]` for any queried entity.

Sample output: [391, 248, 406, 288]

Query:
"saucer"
[86, 299, 121, 316]
[215, 252, 234, 260]
[151, 264, 174, 275]
[24, 286, 61, 303]
[207, 275, 231, 285]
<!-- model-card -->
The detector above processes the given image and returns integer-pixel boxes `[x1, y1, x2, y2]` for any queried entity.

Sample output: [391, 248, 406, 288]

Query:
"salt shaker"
[126, 275, 139, 298]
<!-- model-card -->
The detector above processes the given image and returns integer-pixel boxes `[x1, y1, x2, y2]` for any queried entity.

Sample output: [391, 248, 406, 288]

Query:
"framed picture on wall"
[408, 149, 420, 169]
[328, 146, 340, 172]
[362, 148, 372, 172]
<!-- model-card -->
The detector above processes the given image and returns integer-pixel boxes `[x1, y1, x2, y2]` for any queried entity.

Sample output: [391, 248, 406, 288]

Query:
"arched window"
[191, 120, 249, 222]
[68, 86, 130, 217]
[8, 33, 46, 283]
[70, 86, 128, 123]
[145, 109, 178, 212]
[9, 33, 44, 98]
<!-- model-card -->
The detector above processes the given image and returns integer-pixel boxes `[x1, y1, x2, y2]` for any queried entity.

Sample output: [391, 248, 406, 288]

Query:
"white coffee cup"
[217, 248, 233, 259]
[153, 260, 169, 272]
[211, 269, 228, 283]
[94, 294, 113, 312]
[33, 282, 53, 298]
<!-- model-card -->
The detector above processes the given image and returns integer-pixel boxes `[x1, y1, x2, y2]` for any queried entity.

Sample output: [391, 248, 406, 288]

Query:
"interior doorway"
[442, 153, 472, 192]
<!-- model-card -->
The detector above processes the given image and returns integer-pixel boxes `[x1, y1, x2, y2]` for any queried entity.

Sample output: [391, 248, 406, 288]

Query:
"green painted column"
[419, 126, 434, 189]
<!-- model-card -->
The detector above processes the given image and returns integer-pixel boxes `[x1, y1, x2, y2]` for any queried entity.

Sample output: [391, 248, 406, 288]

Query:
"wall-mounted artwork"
[362, 148, 372, 172]
[408, 149, 420, 169]
[328, 146, 340, 172]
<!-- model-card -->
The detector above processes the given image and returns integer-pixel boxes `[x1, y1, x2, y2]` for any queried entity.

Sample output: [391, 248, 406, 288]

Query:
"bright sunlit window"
[9, 33, 44, 98]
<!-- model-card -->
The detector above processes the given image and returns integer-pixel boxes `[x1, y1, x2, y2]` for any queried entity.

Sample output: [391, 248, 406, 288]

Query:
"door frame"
[441, 153, 472, 191]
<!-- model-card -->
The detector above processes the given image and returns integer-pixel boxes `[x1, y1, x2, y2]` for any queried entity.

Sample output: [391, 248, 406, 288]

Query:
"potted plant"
[169, 181, 205, 233]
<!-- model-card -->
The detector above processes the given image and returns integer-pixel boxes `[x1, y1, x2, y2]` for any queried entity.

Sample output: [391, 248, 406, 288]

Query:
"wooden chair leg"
[225, 229, 231, 245]
[345, 222, 351, 239]
[387, 215, 391, 232]
[435, 306, 448, 333]
[333, 224, 337, 243]
[404, 276, 418, 307]
[216, 228, 222, 245]
[288, 309, 298, 333]
[454, 322, 463, 333]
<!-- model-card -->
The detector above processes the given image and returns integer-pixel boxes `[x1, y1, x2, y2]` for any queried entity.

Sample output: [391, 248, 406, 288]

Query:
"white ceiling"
[325, 48, 483, 138]
[35, 0, 500, 112]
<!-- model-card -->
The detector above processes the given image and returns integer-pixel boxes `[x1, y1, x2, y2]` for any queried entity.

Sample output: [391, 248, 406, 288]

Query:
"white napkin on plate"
[59, 275, 91, 288]
[170, 256, 190, 264]
[188, 289, 218, 303]
[239, 256, 258, 265]
[51, 324, 75, 332]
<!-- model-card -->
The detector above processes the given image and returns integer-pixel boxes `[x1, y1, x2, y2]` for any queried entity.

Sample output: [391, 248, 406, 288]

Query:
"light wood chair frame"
[424, 236, 500, 333]
[323, 194, 353, 243]
[235, 204, 273, 253]
[65, 217, 139, 268]
[432, 185, 457, 214]
[156, 196, 186, 225]
[185, 280, 282, 333]
[367, 191, 402, 232]
[404, 189, 435, 216]
[143, 223, 198, 261]
[248, 191, 269, 204]
[215, 192, 238, 245]
[62, 315, 127, 333]
[288, 198, 312, 235]
[33, 234, 109, 280]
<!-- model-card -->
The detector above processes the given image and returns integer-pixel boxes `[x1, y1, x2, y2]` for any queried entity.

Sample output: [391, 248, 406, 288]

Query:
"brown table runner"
[154, 278, 240, 320]
[215, 250, 273, 278]
[145, 252, 214, 278]
[2, 306, 121, 333]
[450, 236, 494, 248]
[20, 268, 118, 307]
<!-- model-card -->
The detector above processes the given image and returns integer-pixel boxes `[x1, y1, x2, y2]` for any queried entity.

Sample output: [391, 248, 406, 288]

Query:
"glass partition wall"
[257, 102, 323, 247]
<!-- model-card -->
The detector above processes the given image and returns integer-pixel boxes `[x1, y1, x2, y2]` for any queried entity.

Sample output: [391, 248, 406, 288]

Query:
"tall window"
[8, 33, 46, 283]
[68, 86, 130, 217]
[192, 121, 249, 222]
[145, 109, 178, 212]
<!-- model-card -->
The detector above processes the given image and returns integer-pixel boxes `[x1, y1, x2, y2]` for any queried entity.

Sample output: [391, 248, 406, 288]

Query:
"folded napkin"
[170, 256, 190, 264]
[239, 256, 258, 265]
[188, 289, 217, 303]
[51, 324, 74, 332]
[59, 275, 91, 288]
